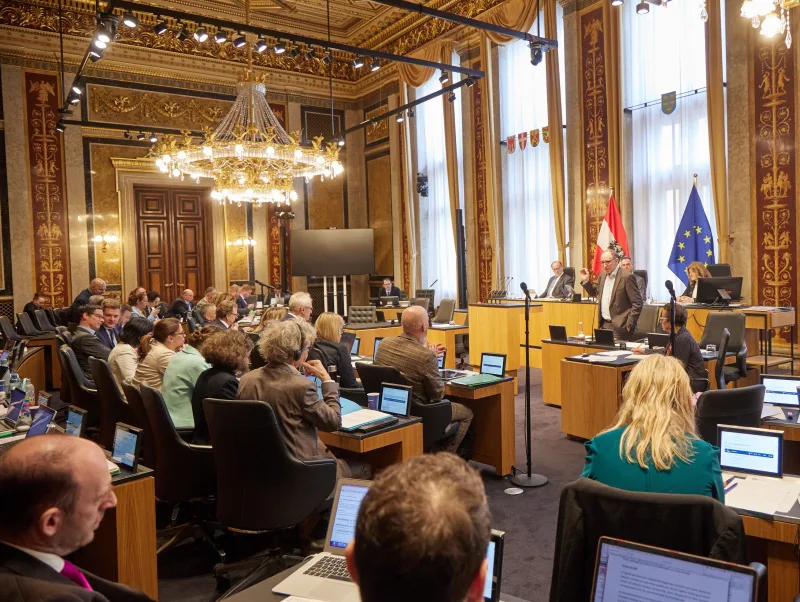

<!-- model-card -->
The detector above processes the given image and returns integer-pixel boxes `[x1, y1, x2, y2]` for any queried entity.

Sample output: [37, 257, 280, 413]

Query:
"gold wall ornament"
[365, 101, 390, 146]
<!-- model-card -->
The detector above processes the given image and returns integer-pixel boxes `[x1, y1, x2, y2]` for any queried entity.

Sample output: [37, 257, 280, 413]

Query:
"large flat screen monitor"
[695, 276, 743, 304]
[291, 229, 375, 276]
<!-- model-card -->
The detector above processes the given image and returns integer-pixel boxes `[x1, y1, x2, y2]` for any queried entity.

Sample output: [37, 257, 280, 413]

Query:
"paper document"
[107, 459, 120, 475]
[341, 409, 391, 430]
[761, 404, 784, 419]
[584, 355, 617, 363]
[596, 350, 631, 357]
[725, 476, 800, 515]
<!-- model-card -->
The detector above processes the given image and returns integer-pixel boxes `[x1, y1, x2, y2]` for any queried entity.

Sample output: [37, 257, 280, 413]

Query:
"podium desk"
[319, 416, 423, 472]
[469, 303, 541, 378]
[426, 324, 469, 368]
[344, 323, 402, 358]
[446, 377, 516, 476]
[526, 299, 599, 368]
[27, 334, 62, 389]
[15, 347, 46, 393]
[541, 339, 615, 407]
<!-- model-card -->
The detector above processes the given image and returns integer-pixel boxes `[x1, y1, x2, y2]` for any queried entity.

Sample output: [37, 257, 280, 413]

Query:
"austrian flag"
[592, 194, 629, 275]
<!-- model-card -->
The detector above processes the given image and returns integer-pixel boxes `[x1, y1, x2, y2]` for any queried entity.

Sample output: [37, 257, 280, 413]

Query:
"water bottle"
[21, 378, 35, 422]
[328, 364, 339, 384]
[0, 381, 6, 407]
[8, 372, 20, 394]
[576, 321, 585, 341]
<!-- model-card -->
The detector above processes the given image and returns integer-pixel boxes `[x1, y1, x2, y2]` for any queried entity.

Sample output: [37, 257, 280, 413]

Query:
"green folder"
[450, 374, 503, 387]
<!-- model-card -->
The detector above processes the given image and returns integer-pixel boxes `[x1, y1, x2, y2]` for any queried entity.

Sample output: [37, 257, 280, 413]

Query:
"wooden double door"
[135, 187, 211, 302]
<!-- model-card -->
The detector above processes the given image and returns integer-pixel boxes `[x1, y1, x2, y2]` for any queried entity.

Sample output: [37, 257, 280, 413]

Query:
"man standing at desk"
[374, 306, 473, 453]
[539, 260, 574, 299]
[580, 250, 643, 339]
[0, 435, 152, 601]
[378, 277, 401, 299]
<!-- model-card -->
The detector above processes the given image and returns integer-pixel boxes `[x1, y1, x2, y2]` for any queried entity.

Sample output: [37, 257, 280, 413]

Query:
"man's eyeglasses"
[600, 259, 614, 265]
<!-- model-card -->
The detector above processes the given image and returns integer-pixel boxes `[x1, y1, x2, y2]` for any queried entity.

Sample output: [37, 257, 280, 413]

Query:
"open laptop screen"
[329, 482, 370, 549]
[718, 425, 783, 477]
[65, 406, 87, 437]
[379, 384, 411, 417]
[5, 389, 26, 427]
[26, 406, 56, 438]
[761, 374, 800, 407]
[480, 353, 506, 377]
[373, 337, 383, 359]
[340, 332, 356, 354]
[483, 530, 505, 602]
[351, 337, 360, 356]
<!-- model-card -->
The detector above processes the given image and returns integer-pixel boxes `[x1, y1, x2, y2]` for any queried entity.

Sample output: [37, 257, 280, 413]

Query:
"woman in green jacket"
[580, 354, 724, 501]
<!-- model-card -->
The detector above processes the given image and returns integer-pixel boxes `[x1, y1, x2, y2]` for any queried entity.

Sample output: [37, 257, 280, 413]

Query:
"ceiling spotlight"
[123, 131, 131, 139]
[55, 121, 65, 133]
[93, 38, 108, 50]
[305, 48, 317, 60]
[95, 27, 111, 44]
[370, 59, 380, 72]
[149, 133, 158, 143]
[322, 51, 332, 65]
[214, 29, 227, 43]
[447, 91, 456, 103]
[68, 94, 80, 105]
[337, 137, 345, 147]
[233, 33, 247, 48]
[408, 108, 415, 118]
[88, 47, 104, 61]
[529, 42, 543, 66]
[153, 19, 167, 35]
[396, 112, 404, 123]
[439, 71, 450, 84]
[255, 37, 267, 52]
[274, 41, 286, 54]
[194, 26, 208, 43]
[177, 23, 188, 41]
[353, 55, 365, 69]
[121, 11, 138, 28]
[611, 0, 624, 5]
[636, 1, 649, 13]
[57, 108, 72, 118]
[465, 77, 476, 87]
[289, 46, 301, 58]
[71, 84, 82, 95]
[137, 132, 146, 141]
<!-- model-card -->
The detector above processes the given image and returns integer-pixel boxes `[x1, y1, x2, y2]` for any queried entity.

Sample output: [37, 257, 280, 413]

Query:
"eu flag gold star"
[678, 242, 685, 250]
[678, 256, 685, 263]
[704, 236, 711, 244]
[694, 226, 702, 234]
[706, 249, 713, 257]
[684, 230, 691, 238]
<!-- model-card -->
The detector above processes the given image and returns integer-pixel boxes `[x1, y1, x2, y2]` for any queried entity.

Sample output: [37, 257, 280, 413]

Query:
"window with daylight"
[622, 0, 722, 299]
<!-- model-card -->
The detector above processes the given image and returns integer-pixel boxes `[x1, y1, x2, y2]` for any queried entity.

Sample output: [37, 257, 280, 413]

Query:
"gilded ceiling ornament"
[91, 86, 228, 127]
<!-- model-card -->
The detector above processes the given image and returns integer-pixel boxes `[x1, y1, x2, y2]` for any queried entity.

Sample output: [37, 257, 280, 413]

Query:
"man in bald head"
[71, 278, 107, 322]
[374, 305, 473, 454]
[0, 435, 152, 601]
[168, 288, 195, 320]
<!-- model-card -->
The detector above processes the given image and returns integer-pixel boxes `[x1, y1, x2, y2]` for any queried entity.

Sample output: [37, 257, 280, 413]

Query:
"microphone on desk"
[665, 280, 676, 301]
[254, 279, 275, 289]
[428, 279, 438, 288]
[520, 281, 531, 300]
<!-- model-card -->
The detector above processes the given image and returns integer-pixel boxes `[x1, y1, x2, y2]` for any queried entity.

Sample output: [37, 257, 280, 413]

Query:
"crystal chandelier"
[741, 0, 795, 47]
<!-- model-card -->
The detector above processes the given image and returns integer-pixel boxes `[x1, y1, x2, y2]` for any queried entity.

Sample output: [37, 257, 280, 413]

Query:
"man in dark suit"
[0, 435, 153, 601]
[282, 291, 313, 322]
[538, 260, 574, 299]
[71, 304, 110, 381]
[96, 298, 122, 350]
[377, 278, 401, 299]
[22, 293, 46, 322]
[236, 284, 255, 316]
[168, 289, 194, 320]
[580, 251, 644, 340]
[620, 256, 648, 301]
[211, 300, 238, 330]
[70, 279, 106, 322]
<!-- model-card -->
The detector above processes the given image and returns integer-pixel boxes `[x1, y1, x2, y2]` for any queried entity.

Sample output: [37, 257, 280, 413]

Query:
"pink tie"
[61, 559, 93, 590]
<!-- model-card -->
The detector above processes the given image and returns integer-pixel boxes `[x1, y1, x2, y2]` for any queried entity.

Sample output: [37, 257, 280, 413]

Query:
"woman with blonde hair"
[678, 261, 711, 302]
[134, 317, 185, 390]
[310, 312, 360, 388]
[580, 354, 724, 499]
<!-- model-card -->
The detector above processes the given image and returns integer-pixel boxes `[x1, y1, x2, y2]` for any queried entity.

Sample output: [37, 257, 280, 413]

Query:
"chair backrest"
[409, 298, 430, 312]
[698, 312, 746, 352]
[186, 316, 197, 333]
[433, 299, 456, 324]
[632, 305, 659, 340]
[348, 306, 377, 325]
[550, 478, 746, 602]
[16, 313, 41, 336]
[356, 362, 406, 394]
[414, 289, 436, 309]
[715, 328, 730, 389]
[34, 310, 56, 332]
[633, 269, 648, 288]
[695, 385, 765, 446]
[55, 344, 71, 405]
[563, 267, 576, 282]
[192, 308, 205, 325]
[204, 398, 337, 531]
[121, 383, 156, 470]
[707, 263, 732, 277]
[89, 357, 134, 451]
[139, 384, 216, 501]
[0, 316, 20, 341]
[55, 332, 72, 348]
[58, 345, 100, 426]
[46, 308, 61, 327]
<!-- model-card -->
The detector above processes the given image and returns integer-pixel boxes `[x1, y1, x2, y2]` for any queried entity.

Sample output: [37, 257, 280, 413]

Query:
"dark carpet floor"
[157, 368, 588, 602]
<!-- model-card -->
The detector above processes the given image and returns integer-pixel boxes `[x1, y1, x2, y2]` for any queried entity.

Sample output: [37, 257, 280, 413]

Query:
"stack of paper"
[341, 409, 392, 431]
[761, 404, 784, 419]
[725, 476, 800, 515]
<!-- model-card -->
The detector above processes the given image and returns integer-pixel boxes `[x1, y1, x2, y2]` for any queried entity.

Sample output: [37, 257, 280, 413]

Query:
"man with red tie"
[0, 435, 152, 601]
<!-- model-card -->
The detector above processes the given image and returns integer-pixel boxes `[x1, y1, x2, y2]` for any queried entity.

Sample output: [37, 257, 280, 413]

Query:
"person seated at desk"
[579, 250, 643, 340]
[192, 329, 253, 445]
[282, 292, 313, 322]
[378, 277, 401, 299]
[580, 354, 724, 500]
[168, 289, 194, 320]
[162, 325, 218, 430]
[237, 320, 370, 482]
[129, 291, 159, 323]
[657, 304, 706, 382]
[311, 312, 361, 389]
[374, 305, 473, 454]
[71, 304, 110, 382]
[345, 453, 490, 602]
[108, 317, 153, 388]
[210, 300, 239, 330]
[96, 298, 122, 350]
[196, 303, 216, 326]
[678, 261, 711, 303]
[70, 278, 106, 322]
[195, 287, 217, 315]
[0, 435, 153, 601]
[134, 318, 184, 391]
[539, 260, 574, 299]
[119, 304, 132, 328]
[22, 292, 46, 322]
[236, 284, 255, 316]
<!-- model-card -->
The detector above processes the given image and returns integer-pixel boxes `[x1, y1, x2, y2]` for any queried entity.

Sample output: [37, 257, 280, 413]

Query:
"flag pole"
[693, 173, 698, 187]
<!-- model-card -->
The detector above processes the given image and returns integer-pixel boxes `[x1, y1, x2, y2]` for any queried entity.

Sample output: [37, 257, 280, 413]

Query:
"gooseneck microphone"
[665, 280, 676, 301]
[520, 281, 530, 299]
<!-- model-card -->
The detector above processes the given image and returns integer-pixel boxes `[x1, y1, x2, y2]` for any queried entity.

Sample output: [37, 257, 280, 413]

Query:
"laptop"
[0, 389, 26, 437]
[26, 405, 56, 438]
[439, 350, 469, 381]
[64, 405, 88, 438]
[350, 337, 361, 358]
[484, 530, 506, 602]
[379, 383, 412, 417]
[340, 332, 356, 354]
[549, 325, 568, 342]
[593, 328, 615, 347]
[591, 537, 758, 602]
[372, 337, 383, 359]
[761, 374, 800, 408]
[718, 425, 783, 478]
[648, 332, 670, 349]
[452, 353, 507, 386]
[273, 479, 371, 602]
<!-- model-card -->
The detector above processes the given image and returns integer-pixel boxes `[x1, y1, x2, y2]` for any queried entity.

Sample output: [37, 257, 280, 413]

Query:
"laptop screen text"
[329, 484, 370, 549]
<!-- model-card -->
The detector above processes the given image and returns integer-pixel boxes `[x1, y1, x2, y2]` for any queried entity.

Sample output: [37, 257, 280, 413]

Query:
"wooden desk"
[527, 300, 598, 368]
[15, 347, 46, 393]
[446, 378, 516, 476]
[69, 464, 158, 600]
[740, 514, 799, 602]
[344, 324, 403, 358]
[426, 325, 469, 368]
[453, 309, 468, 325]
[319, 417, 423, 472]
[469, 303, 541, 378]
[28, 335, 61, 389]
[541, 340, 612, 407]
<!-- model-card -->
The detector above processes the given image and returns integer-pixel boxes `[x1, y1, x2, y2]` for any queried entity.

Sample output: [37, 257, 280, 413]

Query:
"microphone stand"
[666, 283, 676, 354]
[511, 287, 548, 488]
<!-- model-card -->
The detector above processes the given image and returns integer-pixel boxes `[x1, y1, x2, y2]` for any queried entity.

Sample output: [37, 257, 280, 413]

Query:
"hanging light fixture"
[742, 0, 793, 46]
[153, 19, 167, 35]
[194, 26, 208, 43]
[214, 29, 228, 43]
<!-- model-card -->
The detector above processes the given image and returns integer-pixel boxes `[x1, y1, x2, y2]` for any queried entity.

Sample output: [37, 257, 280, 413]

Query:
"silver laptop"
[273, 479, 370, 602]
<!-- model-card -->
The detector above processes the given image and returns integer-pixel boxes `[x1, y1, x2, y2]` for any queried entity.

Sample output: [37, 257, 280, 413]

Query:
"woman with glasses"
[134, 317, 185, 390]
[310, 312, 361, 389]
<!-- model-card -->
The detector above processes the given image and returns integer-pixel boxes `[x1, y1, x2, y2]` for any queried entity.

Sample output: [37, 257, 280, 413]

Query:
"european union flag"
[668, 185, 715, 286]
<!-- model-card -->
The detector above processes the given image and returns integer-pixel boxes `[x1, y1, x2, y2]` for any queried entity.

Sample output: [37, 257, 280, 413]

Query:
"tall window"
[499, 10, 566, 295]
[623, 1, 719, 298]
[415, 71, 458, 301]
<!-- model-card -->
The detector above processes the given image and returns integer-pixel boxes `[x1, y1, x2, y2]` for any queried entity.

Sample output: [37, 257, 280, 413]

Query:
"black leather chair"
[186, 316, 197, 333]
[632, 305, 659, 340]
[33, 309, 56, 332]
[88, 357, 135, 451]
[204, 398, 337, 598]
[16, 313, 43, 337]
[121, 383, 156, 470]
[707, 263, 732, 277]
[341, 387, 369, 407]
[356, 362, 458, 451]
[55, 326, 72, 346]
[699, 314, 748, 386]
[46, 307, 62, 327]
[633, 269, 648, 290]
[695, 385, 765, 446]
[563, 267, 576, 283]
[433, 299, 456, 324]
[0, 316, 21, 341]
[58, 344, 101, 428]
[348, 306, 377, 324]
[138, 384, 221, 559]
[414, 289, 436, 312]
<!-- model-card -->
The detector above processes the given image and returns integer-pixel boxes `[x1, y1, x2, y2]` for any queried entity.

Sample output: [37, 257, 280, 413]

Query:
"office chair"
[563, 267, 576, 283]
[699, 313, 748, 385]
[16, 313, 44, 337]
[433, 299, 456, 324]
[633, 269, 648, 289]
[46, 307, 62, 327]
[632, 305, 659, 340]
[348, 306, 377, 324]
[550, 478, 755, 602]
[121, 382, 156, 470]
[414, 288, 436, 310]
[186, 316, 197, 333]
[356, 362, 458, 451]
[138, 384, 221, 559]
[707, 263, 732, 277]
[454, 313, 470, 369]
[88, 358, 135, 451]
[33, 309, 57, 332]
[410, 297, 430, 312]
[204, 398, 337, 598]
[55, 331, 72, 347]
[695, 385, 765, 446]
[58, 345, 101, 429]
[0, 316, 21, 341]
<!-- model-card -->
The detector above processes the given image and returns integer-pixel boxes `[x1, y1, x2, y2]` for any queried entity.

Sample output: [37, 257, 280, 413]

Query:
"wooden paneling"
[366, 153, 393, 276]
[561, 360, 625, 440]
[425, 326, 469, 369]
[320, 422, 423, 473]
[307, 176, 346, 230]
[224, 203, 249, 283]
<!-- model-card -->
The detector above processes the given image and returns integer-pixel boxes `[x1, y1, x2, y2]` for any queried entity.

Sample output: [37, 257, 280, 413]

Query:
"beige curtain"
[482, 0, 540, 44]
[397, 41, 448, 88]
[544, 0, 567, 264]
[400, 83, 420, 294]
[439, 43, 461, 283]
[479, 34, 501, 290]
[603, 0, 623, 208]
[705, 0, 729, 262]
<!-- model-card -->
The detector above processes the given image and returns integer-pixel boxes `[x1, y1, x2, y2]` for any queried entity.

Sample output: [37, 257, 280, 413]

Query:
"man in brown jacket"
[580, 250, 643, 340]
[374, 306, 473, 453]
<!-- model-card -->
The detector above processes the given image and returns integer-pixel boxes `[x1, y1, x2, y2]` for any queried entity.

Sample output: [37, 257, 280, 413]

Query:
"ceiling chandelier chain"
[151, 0, 343, 207]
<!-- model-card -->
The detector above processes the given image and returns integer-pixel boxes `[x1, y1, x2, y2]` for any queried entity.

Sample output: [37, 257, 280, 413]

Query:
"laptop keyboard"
[303, 556, 352, 582]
